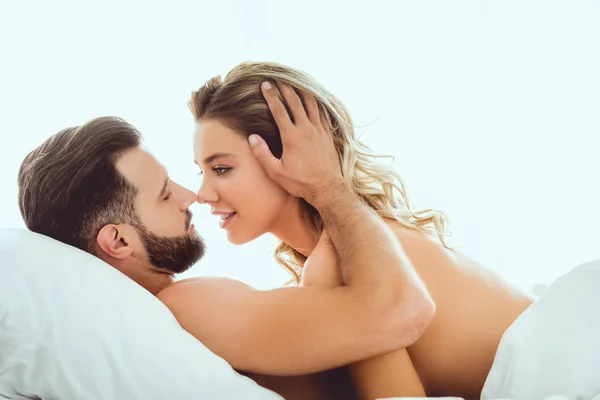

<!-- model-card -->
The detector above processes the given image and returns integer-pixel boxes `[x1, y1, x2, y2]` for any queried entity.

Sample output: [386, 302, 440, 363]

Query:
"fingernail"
[262, 81, 272, 90]
[249, 135, 258, 147]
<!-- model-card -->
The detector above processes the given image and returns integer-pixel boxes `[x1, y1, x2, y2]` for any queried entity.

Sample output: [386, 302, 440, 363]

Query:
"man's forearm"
[313, 180, 434, 349]
[314, 179, 421, 290]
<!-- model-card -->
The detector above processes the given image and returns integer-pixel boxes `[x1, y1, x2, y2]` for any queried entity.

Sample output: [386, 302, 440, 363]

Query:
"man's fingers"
[276, 82, 309, 126]
[261, 82, 293, 131]
[248, 134, 281, 178]
[301, 92, 320, 126]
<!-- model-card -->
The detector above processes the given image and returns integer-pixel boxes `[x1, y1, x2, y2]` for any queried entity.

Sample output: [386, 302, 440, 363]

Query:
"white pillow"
[481, 259, 600, 400]
[0, 229, 282, 400]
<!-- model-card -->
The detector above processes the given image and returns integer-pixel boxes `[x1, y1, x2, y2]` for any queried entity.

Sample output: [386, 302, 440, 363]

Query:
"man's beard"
[132, 212, 206, 275]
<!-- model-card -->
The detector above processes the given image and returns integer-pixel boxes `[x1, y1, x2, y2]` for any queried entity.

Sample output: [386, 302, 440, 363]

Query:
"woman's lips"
[219, 212, 237, 229]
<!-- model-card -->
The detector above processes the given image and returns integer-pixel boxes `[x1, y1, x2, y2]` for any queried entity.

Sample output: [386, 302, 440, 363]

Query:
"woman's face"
[193, 119, 293, 245]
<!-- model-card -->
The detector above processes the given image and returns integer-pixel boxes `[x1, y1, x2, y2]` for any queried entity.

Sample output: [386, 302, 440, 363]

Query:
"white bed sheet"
[481, 259, 600, 400]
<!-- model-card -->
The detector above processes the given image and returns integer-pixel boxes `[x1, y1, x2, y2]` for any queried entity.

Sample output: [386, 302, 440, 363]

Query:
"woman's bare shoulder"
[381, 218, 504, 291]
[382, 218, 452, 261]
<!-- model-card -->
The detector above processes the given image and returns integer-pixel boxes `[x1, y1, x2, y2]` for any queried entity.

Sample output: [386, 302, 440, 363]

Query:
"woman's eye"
[213, 167, 231, 176]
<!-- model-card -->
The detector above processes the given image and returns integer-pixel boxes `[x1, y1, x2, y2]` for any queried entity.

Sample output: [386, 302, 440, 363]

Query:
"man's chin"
[141, 231, 206, 276]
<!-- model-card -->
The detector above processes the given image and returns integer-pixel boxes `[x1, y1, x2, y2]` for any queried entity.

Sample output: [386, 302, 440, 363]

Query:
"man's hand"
[249, 81, 344, 206]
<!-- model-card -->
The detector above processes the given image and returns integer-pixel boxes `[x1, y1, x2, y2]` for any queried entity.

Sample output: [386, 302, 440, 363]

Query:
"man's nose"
[181, 188, 197, 210]
[173, 183, 197, 211]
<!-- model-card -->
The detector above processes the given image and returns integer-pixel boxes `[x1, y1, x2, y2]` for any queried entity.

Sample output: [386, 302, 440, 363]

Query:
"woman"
[185, 61, 532, 399]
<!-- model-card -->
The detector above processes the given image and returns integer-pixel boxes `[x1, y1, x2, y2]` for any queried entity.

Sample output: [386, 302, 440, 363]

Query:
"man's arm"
[159, 276, 422, 376]
[250, 82, 433, 332]
[303, 232, 427, 398]
[158, 82, 434, 375]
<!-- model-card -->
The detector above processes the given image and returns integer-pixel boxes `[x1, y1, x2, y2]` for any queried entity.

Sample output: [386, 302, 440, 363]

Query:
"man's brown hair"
[17, 116, 142, 253]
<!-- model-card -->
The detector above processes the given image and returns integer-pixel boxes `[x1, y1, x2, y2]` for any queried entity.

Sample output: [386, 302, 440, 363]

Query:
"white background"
[1, 0, 598, 292]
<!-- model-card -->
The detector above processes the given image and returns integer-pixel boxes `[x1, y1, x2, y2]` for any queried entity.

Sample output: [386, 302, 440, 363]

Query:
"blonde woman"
[160, 62, 533, 400]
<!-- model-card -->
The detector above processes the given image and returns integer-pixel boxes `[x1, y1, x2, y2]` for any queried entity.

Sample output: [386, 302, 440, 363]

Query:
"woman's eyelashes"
[213, 166, 232, 176]
[198, 166, 232, 177]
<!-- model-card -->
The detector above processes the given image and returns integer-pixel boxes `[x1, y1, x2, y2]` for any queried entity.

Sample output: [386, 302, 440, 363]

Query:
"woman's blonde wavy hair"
[189, 61, 450, 285]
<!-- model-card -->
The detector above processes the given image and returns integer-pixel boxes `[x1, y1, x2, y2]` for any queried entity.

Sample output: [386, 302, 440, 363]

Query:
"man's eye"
[213, 167, 231, 176]
[164, 192, 172, 201]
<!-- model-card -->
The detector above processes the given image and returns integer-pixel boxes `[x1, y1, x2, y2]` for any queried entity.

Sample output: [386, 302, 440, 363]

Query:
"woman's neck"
[269, 198, 319, 257]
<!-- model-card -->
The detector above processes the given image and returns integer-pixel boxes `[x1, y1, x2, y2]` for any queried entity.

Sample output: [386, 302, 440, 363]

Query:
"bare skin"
[161, 82, 530, 399]
[229, 84, 533, 399]
[158, 83, 434, 397]
[301, 225, 533, 400]
[229, 224, 532, 400]
[241, 368, 357, 400]
[399, 227, 532, 399]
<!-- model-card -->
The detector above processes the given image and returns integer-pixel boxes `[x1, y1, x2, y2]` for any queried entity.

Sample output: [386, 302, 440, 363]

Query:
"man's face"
[115, 147, 205, 276]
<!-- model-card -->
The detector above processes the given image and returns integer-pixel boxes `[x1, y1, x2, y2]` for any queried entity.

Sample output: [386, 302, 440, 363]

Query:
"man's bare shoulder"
[157, 276, 253, 307]
[164, 276, 249, 291]
[156, 277, 261, 349]
[156, 278, 259, 328]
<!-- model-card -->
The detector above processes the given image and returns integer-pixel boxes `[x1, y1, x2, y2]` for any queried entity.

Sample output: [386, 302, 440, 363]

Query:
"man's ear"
[96, 224, 134, 259]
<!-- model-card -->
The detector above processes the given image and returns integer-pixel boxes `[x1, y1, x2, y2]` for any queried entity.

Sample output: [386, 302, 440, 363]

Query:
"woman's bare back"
[392, 224, 534, 399]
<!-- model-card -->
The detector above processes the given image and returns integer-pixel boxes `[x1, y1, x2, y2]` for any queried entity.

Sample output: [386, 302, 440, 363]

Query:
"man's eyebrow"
[159, 177, 170, 198]
[200, 152, 234, 165]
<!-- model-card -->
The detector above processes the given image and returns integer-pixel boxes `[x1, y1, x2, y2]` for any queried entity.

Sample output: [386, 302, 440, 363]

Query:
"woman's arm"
[303, 232, 427, 399]
[349, 352, 426, 399]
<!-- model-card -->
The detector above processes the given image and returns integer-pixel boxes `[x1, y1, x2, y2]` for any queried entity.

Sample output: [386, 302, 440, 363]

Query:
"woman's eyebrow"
[199, 152, 235, 165]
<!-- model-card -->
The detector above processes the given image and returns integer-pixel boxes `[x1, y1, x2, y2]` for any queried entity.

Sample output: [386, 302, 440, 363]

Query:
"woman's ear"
[96, 224, 134, 259]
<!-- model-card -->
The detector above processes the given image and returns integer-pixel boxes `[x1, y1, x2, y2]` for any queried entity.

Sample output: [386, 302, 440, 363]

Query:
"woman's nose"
[196, 179, 218, 204]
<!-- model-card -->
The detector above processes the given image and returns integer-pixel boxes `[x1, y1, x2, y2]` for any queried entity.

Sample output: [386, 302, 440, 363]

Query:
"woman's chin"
[226, 229, 262, 246]
[226, 231, 250, 246]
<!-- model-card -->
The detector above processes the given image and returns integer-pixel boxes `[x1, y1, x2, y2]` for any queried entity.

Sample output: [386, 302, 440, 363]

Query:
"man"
[17, 88, 434, 399]
[18, 117, 205, 295]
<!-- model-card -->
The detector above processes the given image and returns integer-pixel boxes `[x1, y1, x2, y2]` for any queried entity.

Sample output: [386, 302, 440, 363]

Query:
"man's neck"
[99, 251, 173, 295]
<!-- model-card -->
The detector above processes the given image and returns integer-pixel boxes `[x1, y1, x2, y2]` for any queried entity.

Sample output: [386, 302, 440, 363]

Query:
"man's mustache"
[185, 211, 193, 231]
